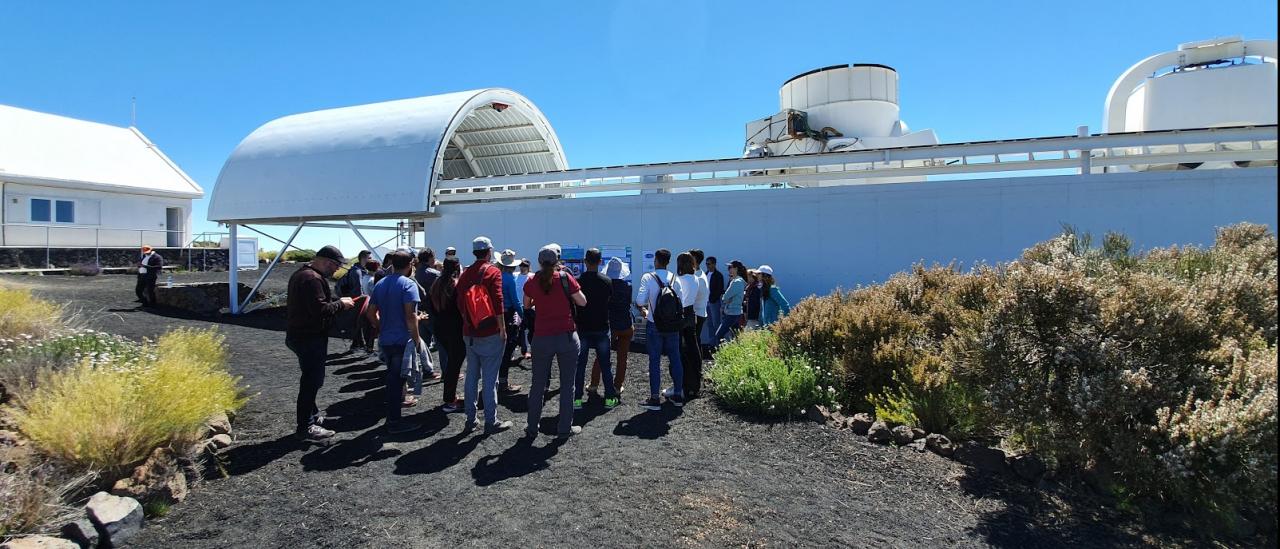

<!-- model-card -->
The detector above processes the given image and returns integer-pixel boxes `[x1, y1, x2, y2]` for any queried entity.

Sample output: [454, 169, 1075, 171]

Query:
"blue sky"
[2, 1, 1276, 253]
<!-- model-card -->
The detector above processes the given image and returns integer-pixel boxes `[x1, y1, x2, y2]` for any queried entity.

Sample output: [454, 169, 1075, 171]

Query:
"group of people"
[284, 238, 791, 442]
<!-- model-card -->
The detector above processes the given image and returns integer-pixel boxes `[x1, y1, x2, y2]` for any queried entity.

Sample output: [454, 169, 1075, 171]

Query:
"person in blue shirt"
[366, 251, 425, 435]
[758, 264, 791, 326]
[496, 249, 524, 394]
[713, 260, 747, 349]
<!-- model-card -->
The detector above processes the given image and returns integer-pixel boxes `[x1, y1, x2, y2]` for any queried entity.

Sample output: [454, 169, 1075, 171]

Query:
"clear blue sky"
[2, 1, 1275, 253]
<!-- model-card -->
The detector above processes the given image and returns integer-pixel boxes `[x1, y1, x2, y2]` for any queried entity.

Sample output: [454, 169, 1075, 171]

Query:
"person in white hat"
[757, 265, 791, 326]
[454, 236, 514, 434]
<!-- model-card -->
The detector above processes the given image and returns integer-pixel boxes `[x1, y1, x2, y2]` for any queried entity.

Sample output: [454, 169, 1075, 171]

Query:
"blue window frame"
[30, 199, 51, 222]
[55, 200, 75, 223]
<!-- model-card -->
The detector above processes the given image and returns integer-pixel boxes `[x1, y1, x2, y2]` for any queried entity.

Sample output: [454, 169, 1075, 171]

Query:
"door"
[165, 207, 182, 247]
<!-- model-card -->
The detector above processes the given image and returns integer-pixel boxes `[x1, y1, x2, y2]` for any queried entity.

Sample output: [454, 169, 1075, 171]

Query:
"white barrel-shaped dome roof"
[208, 88, 567, 223]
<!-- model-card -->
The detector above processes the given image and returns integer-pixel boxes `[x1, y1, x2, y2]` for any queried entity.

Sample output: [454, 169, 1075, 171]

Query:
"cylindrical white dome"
[779, 64, 901, 138]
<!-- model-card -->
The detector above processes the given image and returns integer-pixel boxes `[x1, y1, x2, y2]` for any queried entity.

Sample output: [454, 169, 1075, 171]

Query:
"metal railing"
[431, 125, 1277, 204]
[0, 223, 229, 270]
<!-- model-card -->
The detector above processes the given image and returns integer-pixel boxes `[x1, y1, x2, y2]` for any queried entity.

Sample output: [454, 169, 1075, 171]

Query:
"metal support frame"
[236, 223, 303, 314]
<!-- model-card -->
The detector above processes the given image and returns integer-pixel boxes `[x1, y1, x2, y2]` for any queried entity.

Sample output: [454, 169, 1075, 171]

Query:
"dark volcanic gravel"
[5, 270, 1159, 548]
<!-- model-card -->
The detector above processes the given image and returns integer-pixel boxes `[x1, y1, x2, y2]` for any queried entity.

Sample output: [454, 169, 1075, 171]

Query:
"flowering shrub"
[0, 330, 143, 403]
[11, 327, 246, 471]
[709, 330, 839, 417]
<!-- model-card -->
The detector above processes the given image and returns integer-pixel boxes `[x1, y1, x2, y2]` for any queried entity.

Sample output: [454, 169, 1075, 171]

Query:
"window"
[30, 199, 50, 222]
[55, 200, 74, 223]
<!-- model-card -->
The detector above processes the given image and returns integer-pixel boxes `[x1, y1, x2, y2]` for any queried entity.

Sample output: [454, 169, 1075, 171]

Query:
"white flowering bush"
[709, 330, 839, 417]
[0, 330, 143, 403]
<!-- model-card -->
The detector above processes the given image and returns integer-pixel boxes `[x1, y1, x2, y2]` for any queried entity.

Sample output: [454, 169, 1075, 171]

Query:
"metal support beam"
[452, 123, 535, 136]
[346, 221, 378, 255]
[301, 222, 399, 231]
[228, 224, 239, 314]
[239, 223, 303, 313]
[452, 137, 483, 178]
[240, 224, 309, 252]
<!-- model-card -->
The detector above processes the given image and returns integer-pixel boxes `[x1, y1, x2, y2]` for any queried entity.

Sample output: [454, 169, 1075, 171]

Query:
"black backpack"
[652, 272, 685, 333]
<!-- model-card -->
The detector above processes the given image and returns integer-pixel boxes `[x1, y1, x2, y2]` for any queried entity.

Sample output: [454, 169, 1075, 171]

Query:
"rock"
[910, 427, 926, 440]
[86, 491, 143, 548]
[907, 439, 927, 452]
[208, 433, 232, 449]
[953, 442, 1008, 474]
[111, 447, 188, 504]
[925, 434, 955, 457]
[60, 517, 100, 549]
[849, 413, 874, 436]
[1010, 453, 1047, 482]
[866, 421, 892, 444]
[828, 411, 847, 428]
[205, 411, 232, 436]
[890, 425, 916, 445]
[0, 536, 79, 549]
[804, 404, 831, 424]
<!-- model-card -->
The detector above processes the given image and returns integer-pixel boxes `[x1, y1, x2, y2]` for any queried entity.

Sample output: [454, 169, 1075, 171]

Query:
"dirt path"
[6, 271, 1151, 548]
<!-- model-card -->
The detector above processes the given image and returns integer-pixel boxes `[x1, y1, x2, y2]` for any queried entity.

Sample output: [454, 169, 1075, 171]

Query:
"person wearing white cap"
[523, 245, 588, 437]
[454, 236, 514, 434]
[757, 265, 791, 326]
[588, 256, 634, 395]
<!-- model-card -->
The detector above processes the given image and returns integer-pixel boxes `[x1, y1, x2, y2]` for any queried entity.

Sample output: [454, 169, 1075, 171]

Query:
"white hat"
[758, 265, 774, 276]
[604, 256, 630, 280]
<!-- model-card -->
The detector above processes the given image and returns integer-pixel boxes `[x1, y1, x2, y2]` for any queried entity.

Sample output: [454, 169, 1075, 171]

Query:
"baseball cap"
[472, 236, 493, 252]
[316, 245, 346, 264]
[445, 247, 457, 255]
[758, 265, 774, 276]
[537, 246, 558, 266]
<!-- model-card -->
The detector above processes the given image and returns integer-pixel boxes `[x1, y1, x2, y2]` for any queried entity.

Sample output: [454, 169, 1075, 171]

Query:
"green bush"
[282, 249, 316, 262]
[10, 327, 247, 471]
[708, 330, 839, 417]
[0, 330, 142, 403]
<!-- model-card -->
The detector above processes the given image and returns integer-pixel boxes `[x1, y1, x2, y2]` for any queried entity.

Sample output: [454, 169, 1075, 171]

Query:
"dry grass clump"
[11, 328, 245, 472]
[0, 465, 91, 538]
[0, 287, 63, 342]
[751, 223, 1276, 535]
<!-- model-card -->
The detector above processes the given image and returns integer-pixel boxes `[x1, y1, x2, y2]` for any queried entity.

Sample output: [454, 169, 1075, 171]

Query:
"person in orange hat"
[135, 245, 164, 307]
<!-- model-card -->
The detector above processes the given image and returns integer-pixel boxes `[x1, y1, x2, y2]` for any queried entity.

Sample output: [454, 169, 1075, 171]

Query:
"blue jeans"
[464, 334, 504, 426]
[645, 322, 683, 398]
[702, 304, 723, 345]
[576, 330, 617, 399]
[379, 344, 407, 423]
[715, 313, 742, 346]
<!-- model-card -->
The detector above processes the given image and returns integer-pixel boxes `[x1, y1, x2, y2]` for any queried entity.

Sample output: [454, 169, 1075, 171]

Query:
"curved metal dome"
[207, 88, 567, 223]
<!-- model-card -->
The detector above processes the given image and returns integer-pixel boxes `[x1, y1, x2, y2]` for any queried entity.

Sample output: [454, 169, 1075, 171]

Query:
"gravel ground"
[5, 270, 1166, 548]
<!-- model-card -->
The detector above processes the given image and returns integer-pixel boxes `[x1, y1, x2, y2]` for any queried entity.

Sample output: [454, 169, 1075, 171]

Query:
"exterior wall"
[1, 181, 193, 247]
[422, 168, 1277, 301]
[0, 246, 228, 271]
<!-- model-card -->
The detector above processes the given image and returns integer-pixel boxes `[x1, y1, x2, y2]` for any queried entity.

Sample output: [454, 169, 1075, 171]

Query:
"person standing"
[713, 260, 747, 349]
[589, 257, 633, 396]
[689, 249, 711, 364]
[513, 258, 533, 359]
[573, 248, 619, 409]
[523, 246, 587, 437]
[675, 252, 704, 399]
[428, 257, 466, 413]
[495, 249, 524, 394]
[286, 245, 354, 441]
[365, 251, 424, 434]
[414, 248, 441, 368]
[758, 265, 792, 326]
[338, 250, 372, 353]
[635, 249, 687, 410]
[455, 236, 513, 433]
[745, 269, 763, 330]
[135, 245, 163, 307]
[703, 256, 725, 353]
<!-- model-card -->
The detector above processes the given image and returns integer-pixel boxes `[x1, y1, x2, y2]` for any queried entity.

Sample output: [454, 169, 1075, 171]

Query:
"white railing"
[431, 125, 1277, 204]
[0, 223, 229, 270]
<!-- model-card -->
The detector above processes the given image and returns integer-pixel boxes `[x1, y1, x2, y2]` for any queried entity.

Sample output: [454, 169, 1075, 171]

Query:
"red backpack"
[462, 265, 499, 330]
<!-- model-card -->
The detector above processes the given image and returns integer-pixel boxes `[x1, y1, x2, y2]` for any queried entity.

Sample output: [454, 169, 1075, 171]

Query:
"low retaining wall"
[0, 247, 228, 271]
[155, 282, 257, 315]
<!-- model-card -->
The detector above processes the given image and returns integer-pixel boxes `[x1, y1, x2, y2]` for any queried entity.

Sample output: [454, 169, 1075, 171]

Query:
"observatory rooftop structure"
[207, 88, 567, 223]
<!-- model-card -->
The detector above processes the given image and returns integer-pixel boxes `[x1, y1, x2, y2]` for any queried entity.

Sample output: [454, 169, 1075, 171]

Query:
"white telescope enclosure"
[208, 88, 568, 312]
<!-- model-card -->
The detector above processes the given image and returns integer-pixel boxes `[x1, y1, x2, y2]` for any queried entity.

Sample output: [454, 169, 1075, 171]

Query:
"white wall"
[1, 182, 193, 247]
[422, 168, 1277, 301]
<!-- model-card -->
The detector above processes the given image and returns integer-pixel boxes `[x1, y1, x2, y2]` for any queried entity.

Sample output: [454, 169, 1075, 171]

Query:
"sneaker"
[604, 397, 620, 409]
[662, 387, 675, 398]
[641, 396, 662, 411]
[442, 400, 464, 413]
[557, 425, 583, 438]
[386, 421, 421, 435]
[401, 396, 418, 408]
[428, 372, 442, 380]
[573, 399, 584, 410]
[298, 424, 335, 441]
[669, 394, 685, 407]
[615, 384, 625, 395]
[499, 383, 522, 394]
[462, 421, 478, 433]
[586, 384, 600, 396]
[485, 420, 513, 434]
[523, 426, 539, 438]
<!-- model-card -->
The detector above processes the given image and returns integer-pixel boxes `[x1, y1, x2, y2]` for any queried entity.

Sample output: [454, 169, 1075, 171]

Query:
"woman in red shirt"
[522, 246, 587, 438]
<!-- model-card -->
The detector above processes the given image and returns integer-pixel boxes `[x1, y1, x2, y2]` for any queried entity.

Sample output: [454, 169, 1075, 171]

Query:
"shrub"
[282, 249, 316, 262]
[709, 330, 839, 417]
[10, 328, 246, 471]
[0, 330, 141, 403]
[0, 287, 62, 342]
[257, 249, 277, 263]
[0, 464, 87, 538]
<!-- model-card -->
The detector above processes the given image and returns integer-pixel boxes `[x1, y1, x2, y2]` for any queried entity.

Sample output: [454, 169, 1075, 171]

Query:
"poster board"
[561, 246, 585, 277]
[599, 245, 633, 281]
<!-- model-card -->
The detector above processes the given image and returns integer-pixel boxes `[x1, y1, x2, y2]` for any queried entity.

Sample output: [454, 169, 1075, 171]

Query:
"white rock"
[86, 491, 143, 547]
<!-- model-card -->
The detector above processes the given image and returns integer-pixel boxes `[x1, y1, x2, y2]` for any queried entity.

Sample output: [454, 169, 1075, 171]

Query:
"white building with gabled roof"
[0, 104, 204, 249]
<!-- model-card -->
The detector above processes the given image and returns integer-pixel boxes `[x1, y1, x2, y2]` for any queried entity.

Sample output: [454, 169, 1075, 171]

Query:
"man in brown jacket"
[286, 245, 354, 441]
